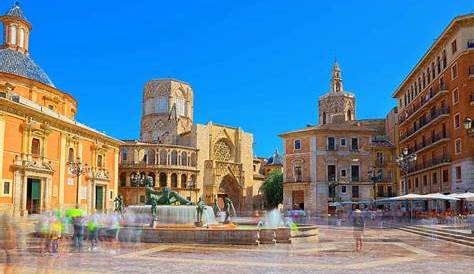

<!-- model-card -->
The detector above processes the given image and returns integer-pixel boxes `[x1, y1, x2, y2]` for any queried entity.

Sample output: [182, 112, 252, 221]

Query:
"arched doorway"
[218, 175, 241, 212]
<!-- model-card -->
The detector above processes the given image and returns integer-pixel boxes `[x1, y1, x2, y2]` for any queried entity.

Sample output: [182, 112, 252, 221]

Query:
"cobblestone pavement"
[1, 225, 473, 274]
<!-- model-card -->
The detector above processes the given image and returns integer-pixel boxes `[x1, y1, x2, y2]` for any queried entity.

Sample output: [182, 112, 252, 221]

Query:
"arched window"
[97, 155, 103, 168]
[322, 112, 327, 124]
[130, 172, 138, 187]
[148, 172, 156, 187]
[19, 28, 24, 48]
[181, 152, 187, 166]
[10, 25, 17, 45]
[181, 174, 187, 188]
[190, 175, 196, 187]
[159, 150, 167, 165]
[347, 109, 352, 121]
[171, 150, 178, 165]
[142, 149, 148, 163]
[171, 173, 178, 188]
[68, 148, 74, 163]
[190, 153, 197, 167]
[147, 149, 155, 165]
[122, 148, 127, 161]
[159, 173, 167, 187]
[31, 138, 40, 156]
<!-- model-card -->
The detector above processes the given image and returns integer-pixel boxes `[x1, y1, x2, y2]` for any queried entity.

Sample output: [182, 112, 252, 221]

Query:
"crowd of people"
[36, 209, 123, 256]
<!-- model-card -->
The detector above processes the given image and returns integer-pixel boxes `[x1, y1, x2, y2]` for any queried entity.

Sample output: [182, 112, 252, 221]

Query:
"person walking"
[87, 210, 99, 251]
[71, 209, 85, 252]
[351, 208, 365, 252]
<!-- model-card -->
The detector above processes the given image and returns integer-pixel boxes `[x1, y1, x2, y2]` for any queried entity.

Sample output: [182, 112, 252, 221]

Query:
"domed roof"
[0, 48, 55, 87]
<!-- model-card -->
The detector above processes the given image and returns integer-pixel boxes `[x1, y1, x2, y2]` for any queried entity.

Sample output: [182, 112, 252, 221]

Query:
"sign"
[67, 178, 74, 186]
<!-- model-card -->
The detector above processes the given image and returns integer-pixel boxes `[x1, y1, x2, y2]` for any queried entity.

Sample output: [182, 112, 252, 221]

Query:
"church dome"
[0, 48, 55, 87]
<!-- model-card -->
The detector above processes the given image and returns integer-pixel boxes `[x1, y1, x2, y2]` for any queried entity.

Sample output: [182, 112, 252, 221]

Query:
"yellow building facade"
[0, 3, 122, 216]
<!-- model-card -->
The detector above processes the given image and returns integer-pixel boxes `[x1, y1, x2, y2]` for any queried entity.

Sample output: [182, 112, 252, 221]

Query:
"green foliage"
[260, 170, 283, 209]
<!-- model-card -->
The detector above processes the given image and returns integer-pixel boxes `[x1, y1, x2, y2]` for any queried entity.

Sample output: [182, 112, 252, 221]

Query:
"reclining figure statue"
[144, 176, 192, 219]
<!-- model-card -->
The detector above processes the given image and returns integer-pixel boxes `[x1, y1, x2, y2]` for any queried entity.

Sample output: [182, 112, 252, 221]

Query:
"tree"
[260, 170, 283, 209]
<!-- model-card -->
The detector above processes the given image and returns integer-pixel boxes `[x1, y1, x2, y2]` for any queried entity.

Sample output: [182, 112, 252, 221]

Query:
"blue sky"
[3, 1, 474, 156]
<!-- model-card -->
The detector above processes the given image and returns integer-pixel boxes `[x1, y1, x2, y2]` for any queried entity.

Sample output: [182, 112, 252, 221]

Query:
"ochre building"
[0, 3, 122, 216]
[279, 63, 397, 216]
[393, 13, 474, 194]
[118, 79, 265, 212]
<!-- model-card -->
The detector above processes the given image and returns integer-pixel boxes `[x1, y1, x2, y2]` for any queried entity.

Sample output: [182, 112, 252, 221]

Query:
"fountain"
[126, 205, 216, 226]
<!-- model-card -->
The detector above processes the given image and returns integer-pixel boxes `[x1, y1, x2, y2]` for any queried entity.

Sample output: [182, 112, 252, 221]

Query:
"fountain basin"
[125, 205, 216, 226]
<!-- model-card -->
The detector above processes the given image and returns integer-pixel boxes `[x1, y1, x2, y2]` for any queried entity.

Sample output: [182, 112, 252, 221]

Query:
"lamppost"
[187, 180, 196, 203]
[368, 167, 381, 201]
[395, 148, 417, 195]
[69, 157, 88, 208]
[463, 117, 474, 137]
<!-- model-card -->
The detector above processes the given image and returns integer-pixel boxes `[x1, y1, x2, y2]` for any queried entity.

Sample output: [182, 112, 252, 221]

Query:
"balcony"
[471, 94, 474, 106]
[400, 107, 450, 143]
[408, 155, 450, 175]
[399, 83, 449, 125]
[407, 132, 450, 154]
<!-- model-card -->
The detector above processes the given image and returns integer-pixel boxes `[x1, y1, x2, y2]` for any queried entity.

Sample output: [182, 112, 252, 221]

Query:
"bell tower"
[0, 1, 32, 55]
[318, 62, 356, 125]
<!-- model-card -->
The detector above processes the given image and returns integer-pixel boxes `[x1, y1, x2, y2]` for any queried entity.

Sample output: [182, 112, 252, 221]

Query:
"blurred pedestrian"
[87, 210, 99, 251]
[351, 208, 365, 252]
[0, 215, 18, 274]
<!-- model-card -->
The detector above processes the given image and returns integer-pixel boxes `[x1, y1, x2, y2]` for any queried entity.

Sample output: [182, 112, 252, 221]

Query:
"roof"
[0, 48, 55, 87]
[267, 149, 282, 166]
[279, 120, 380, 137]
[5, 2, 27, 22]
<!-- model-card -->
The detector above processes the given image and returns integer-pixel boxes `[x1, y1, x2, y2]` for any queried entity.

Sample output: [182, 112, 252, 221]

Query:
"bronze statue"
[212, 194, 221, 217]
[144, 176, 192, 220]
[223, 196, 236, 224]
[113, 195, 124, 216]
[195, 197, 206, 226]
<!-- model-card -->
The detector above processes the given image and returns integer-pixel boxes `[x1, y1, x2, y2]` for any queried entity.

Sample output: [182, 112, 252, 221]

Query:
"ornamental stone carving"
[214, 139, 232, 162]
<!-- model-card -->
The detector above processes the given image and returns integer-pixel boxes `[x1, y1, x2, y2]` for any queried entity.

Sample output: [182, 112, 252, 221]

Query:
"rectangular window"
[455, 138, 462, 154]
[432, 173, 438, 185]
[341, 169, 347, 177]
[328, 165, 336, 182]
[455, 166, 462, 181]
[452, 88, 459, 104]
[454, 113, 461, 129]
[423, 175, 427, 186]
[451, 39, 457, 54]
[351, 165, 360, 182]
[351, 138, 359, 151]
[327, 137, 335, 150]
[377, 185, 384, 197]
[294, 139, 301, 150]
[341, 186, 346, 193]
[442, 169, 448, 182]
[415, 177, 419, 188]
[451, 64, 458, 79]
[294, 166, 302, 182]
[340, 138, 346, 147]
[31, 138, 40, 156]
[3, 182, 10, 195]
[352, 186, 359, 198]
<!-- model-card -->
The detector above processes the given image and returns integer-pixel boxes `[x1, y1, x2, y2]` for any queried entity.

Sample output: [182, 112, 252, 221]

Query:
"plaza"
[0, 220, 473, 274]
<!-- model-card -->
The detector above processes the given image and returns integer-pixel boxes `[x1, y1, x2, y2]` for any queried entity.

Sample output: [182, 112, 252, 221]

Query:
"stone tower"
[140, 79, 194, 144]
[318, 62, 356, 125]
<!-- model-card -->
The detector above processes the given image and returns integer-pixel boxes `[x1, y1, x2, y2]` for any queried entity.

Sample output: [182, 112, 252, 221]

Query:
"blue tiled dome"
[0, 49, 55, 87]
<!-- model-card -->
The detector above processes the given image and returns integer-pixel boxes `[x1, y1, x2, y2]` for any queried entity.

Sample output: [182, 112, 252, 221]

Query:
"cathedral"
[118, 79, 265, 211]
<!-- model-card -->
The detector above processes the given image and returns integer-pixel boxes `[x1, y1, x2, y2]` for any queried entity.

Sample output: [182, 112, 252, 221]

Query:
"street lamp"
[69, 157, 88, 208]
[463, 117, 474, 136]
[395, 148, 417, 195]
[368, 167, 381, 200]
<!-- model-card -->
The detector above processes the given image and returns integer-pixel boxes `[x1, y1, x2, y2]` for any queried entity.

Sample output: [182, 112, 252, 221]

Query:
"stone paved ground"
[1, 225, 473, 274]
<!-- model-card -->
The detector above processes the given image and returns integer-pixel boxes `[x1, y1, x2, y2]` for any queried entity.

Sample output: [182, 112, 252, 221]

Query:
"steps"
[395, 225, 474, 248]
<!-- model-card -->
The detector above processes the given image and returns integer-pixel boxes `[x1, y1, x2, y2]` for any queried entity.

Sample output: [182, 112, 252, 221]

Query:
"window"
[451, 39, 457, 54]
[68, 148, 74, 163]
[452, 88, 459, 104]
[376, 152, 384, 165]
[432, 173, 438, 185]
[388, 186, 393, 196]
[341, 169, 347, 177]
[171, 97, 186, 116]
[19, 28, 24, 48]
[122, 148, 128, 161]
[455, 166, 462, 181]
[10, 25, 16, 45]
[442, 169, 448, 182]
[454, 113, 460, 129]
[377, 186, 384, 197]
[351, 138, 358, 150]
[351, 165, 360, 182]
[327, 137, 335, 150]
[97, 155, 103, 168]
[154, 96, 169, 113]
[31, 138, 40, 156]
[181, 152, 187, 166]
[341, 186, 346, 193]
[322, 112, 326, 124]
[455, 138, 462, 154]
[352, 186, 359, 198]
[340, 138, 346, 147]
[327, 165, 336, 181]
[3, 182, 10, 195]
[415, 177, 419, 188]
[451, 64, 457, 79]
[294, 165, 302, 182]
[294, 140, 301, 150]
[171, 151, 178, 165]
[408, 179, 412, 189]
[347, 109, 352, 120]
[442, 50, 447, 69]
